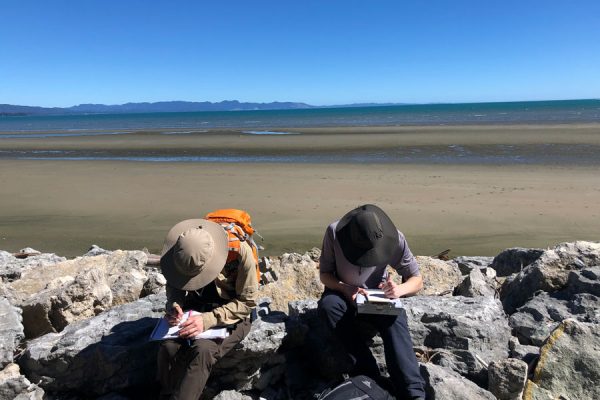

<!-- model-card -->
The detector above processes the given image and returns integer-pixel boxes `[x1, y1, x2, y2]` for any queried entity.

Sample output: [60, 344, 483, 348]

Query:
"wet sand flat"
[0, 157, 598, 258]
[2, 124, 600, 166]
[1, 123, 599, 257]
[2, 124, 600, 151]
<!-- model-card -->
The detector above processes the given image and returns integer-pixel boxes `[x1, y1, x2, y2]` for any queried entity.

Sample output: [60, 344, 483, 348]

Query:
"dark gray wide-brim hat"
[335, 204, 400, 268]
[160, 219, 228, 291]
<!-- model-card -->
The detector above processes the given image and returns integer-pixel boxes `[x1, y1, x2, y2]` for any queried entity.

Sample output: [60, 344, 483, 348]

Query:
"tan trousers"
[157, 319, 252, 400]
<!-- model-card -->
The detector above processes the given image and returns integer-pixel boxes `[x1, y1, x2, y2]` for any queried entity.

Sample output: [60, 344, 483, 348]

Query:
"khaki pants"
[157, 319, 252, 400]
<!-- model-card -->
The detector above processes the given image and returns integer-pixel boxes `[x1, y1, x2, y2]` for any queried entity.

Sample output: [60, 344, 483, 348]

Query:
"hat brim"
[336, 204, 400, 267]
[160, 219, 228, 291]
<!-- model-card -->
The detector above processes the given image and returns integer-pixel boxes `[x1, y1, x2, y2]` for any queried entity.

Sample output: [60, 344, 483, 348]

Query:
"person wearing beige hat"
[157, 218, 259, 400]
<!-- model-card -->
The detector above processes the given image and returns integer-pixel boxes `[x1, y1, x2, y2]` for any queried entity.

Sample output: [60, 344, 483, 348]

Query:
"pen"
[186, 310, 192, 346]
[381, 269, 389, 286]
[172, 302, 183, 324]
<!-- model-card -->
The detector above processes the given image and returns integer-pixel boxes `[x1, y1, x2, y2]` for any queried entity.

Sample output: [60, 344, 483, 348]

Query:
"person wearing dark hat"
[157, 219, 258, 400]
[318, 204, 426, 400]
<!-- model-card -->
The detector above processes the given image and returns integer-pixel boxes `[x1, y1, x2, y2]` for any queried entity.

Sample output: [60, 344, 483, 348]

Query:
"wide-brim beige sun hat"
[160, 218, 228, 291]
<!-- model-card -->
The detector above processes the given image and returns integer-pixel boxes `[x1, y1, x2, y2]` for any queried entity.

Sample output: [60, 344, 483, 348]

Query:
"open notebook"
[150, 310, 230, 340]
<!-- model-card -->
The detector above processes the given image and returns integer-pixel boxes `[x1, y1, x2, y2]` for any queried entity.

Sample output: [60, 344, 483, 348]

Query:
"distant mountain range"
[4, 99, 593, 117]
[0, 100, 319, 116]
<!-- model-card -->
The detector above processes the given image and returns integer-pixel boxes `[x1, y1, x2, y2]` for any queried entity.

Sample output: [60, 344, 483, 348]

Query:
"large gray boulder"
[210, 310, 288, 392]
[142, 267, 168, 296]
[18, 290, 292, 399]
[404, 296, 511, 364]
[0, 363, 44, 400]
[258, 251, 323, 313]
[488, 358, 528, 400]
[454, 267, 497, 297]
[0, 249, 66, 283]
[509, 268, 600, 345]
[508, 337, 540, 366]
[205, 300, 322, 399]
[452, 256, 494, 275]
[511, 291, 600, 346]
[524, 319, 600, 400]
[567, 266, 600, 296]
[284, 296, 510, 390]
[422, 348, 488, 387]
[420, 363, 496, 399]
[7, 250, 149, 338]
[0, 297, 24, 368]
[416, 256, 463, 296]
[8, 250, 148, 304]
[509, 292, 572, 346]
[18, 292, 165, 398]
[567, 292, 600, 323]
[491, 247, 544, 277]
[21, 269, 113, 338]
[500, 241, 600, 313]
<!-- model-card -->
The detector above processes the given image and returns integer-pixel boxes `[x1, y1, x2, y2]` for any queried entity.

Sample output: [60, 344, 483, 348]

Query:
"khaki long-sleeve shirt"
[166, 241, 259, 330]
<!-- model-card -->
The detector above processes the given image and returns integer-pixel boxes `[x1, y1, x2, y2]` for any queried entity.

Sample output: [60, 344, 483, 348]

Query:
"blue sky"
[1, 1, 599, 107]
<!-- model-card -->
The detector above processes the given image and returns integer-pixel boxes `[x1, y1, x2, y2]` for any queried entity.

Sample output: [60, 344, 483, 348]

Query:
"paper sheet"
[365, 289, 394, 303]
[149, 311, 230, 341]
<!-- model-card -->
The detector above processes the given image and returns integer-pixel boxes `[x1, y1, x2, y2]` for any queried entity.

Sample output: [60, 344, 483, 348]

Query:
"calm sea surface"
[1, 100, 599, 133]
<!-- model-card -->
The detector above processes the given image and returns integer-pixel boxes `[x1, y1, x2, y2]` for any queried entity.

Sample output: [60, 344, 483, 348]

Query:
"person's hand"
[341, 284, 367, 302]
[178, 315, 204, 339]
[166, 302, 184, 326]
[379, 275, 403, 299]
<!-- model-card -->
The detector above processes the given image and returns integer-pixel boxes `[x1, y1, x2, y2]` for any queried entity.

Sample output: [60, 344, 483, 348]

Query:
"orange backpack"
[205, 209, 262, 281]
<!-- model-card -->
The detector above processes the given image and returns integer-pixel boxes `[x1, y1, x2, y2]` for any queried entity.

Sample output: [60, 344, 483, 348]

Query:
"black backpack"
[317, 375, 395, 400]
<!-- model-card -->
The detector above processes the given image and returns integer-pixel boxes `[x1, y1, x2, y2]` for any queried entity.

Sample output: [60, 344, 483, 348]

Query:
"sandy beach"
[1, 124, 599, 258]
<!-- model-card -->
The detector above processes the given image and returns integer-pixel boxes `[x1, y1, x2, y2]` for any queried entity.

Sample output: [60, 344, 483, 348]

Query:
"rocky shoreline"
[1, 241, 599, 400]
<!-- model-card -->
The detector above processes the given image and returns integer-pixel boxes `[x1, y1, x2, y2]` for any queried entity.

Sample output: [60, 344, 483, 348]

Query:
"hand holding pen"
[166, 302, 184, 326]
[378, 270, 403, 299]
[178, 310, 204, 339]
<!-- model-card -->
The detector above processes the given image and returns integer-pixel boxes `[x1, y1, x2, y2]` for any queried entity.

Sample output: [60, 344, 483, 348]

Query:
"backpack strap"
[218, 223, 260, 282]
[205, 210, 262, 282]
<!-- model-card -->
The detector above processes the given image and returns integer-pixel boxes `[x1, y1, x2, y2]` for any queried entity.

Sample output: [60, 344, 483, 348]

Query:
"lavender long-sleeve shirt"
[319, 221, 420, 288]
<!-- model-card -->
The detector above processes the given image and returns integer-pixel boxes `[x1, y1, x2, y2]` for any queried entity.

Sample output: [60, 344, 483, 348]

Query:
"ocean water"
[1, 99, 599, 133]
[1, 100, 599, 165]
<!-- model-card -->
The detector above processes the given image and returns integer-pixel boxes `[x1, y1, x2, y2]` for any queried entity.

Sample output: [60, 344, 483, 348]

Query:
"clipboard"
[149, 310, 230, 341]
[355, 289, 404, 316]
